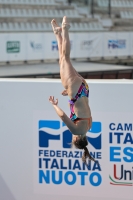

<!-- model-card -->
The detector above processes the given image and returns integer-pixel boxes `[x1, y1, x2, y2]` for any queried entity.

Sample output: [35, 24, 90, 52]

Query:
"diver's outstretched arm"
[49, 96, 84, 135]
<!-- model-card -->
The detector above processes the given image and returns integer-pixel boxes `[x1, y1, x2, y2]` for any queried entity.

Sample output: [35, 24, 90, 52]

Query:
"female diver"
[49, 16, 95, 164]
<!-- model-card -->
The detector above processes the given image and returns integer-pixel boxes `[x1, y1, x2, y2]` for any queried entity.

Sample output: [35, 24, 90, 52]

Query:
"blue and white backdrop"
[0, 79, 133, 200]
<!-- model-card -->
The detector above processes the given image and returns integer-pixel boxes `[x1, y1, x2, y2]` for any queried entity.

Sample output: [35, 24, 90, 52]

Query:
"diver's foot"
[62, 16, 70, 30]
[51, 19, 62, 35]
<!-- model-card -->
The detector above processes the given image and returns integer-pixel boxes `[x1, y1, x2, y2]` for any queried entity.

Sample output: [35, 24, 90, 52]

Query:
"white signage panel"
[44, 33, 59, 60]
[69, 32, 75, 59]
[33, 111, 133, 199]
[130, 32, 133, 57]
[88, 32, 103, 58]
[74, 33, 90, 58]
[0, 34, 9, 61]
[0, 79, 133, 200]
[0, 32, 132, 61]
[116, 32, 130, 57]
[7, 33, 26, 61]
[103, 32, 118, 57]
[26, 33, 44, 60]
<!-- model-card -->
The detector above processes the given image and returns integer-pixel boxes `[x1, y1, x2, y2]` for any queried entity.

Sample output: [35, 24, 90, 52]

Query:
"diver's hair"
[72, 136, 96, 164]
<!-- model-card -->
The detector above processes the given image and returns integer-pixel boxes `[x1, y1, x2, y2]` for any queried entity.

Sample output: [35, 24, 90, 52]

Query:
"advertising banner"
[69, 33, 75, 59]
[0, 79, 133, 200]
[103, 32, 118, 57]
[33, 111, 102, 197]
[116, 32, 130, 57]
[26, 33, 44, 60]
[107, 113, 133, 190]
[44, 32, 59, 60]
[0, 32, 133, 62]
[130, 32, 133, 57]
[33, 111, 133, 199]
[7, 33, 26, 61]
[0, 34, 9, 61]
[88, 32, 103, 58]
[74, 33, 90, 58]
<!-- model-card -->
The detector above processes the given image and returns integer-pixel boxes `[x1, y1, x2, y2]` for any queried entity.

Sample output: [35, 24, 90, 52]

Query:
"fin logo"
[30, 41, 42, 51]
[39, 120, 102, 149]
[87, 122, 102, 150]
[108, 40, 126, 49]
[52, 41, 58, 51]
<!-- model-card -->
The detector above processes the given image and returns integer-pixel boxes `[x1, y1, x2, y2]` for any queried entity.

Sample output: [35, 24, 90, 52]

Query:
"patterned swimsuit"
[69, 80, 89, 122]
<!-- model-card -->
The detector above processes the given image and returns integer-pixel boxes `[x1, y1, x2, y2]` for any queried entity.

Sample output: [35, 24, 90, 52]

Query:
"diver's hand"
[49, 96, 58, 105]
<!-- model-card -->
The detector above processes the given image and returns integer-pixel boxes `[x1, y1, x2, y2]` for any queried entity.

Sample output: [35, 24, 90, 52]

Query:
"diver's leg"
[60, 16, 82, 97]
[51, 18, 83, 77]
[51, 19, 62, 59]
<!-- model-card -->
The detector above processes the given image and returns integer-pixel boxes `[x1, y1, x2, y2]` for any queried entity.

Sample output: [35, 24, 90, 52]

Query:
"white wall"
[0, 79, 133, 200]
[0, 32, 132, 62]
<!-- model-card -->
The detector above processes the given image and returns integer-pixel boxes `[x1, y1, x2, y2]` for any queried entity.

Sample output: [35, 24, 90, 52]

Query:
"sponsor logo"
[38, 120, 102, 186]
[52, 41, 58, 51]
[109, 123, 133, 186]
[7, 41, 20, 53]
[109, 164, 133, 186]
[30, 41, 42, 51]
[108, 40, 126, 49]
[51, 41, 73, 51]
[39, 121, 102, 149]
[80, 40, 93, 50]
